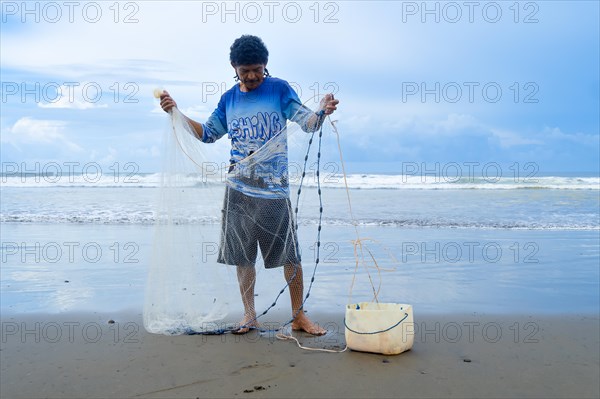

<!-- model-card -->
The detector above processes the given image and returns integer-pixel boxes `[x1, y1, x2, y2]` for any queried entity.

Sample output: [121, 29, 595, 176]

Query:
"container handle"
[344, 312, 409, 335]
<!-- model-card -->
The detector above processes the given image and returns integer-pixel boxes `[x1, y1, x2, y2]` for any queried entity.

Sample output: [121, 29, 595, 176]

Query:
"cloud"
[541, 127, 599, 146]
[1, 117, 83, 152]
[390, 113, 482, 137]
[0, 2, 596, 172]
[489, 128, 544, 149]
[131, 145, 160, 158]
[433, 114, 479, 133]
[180, 105, 212, 120]
[99, 147, 118, 164]
[151, 103, 211, 121]
[340, 105, 559, 151]
[343, 108, 483, 139]
[37, 83, 109, 109]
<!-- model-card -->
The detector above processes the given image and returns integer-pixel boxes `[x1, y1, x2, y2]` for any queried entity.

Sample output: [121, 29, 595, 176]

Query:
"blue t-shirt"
[201, 77, 314, 198]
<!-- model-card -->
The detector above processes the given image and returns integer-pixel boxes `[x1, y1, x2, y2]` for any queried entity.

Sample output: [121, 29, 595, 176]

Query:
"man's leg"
[284, 263, 326, 335]
[235, 265, 259, 334]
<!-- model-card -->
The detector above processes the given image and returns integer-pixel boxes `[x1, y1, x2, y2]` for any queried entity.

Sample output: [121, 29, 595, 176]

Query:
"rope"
[329, 119, 381, 304]
[343, 312, 409, 335]
[275, 329, 348, 353]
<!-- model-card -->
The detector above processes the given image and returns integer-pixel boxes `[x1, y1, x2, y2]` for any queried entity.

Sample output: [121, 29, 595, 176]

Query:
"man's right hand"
[159, 90, 177, 113]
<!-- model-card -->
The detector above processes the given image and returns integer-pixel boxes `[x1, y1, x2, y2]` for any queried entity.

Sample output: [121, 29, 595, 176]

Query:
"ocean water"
[1, 172, 599, 315]
[2, 172, 598, 229]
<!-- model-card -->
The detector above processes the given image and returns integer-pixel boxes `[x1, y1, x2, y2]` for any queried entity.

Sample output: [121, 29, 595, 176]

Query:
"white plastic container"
[344, 302, 414, 355]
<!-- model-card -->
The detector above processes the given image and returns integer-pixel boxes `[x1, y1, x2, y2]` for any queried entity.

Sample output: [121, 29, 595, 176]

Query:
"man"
[160, 35, 338, 335]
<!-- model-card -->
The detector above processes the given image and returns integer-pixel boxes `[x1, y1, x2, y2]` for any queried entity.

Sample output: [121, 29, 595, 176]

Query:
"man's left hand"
[321, 93, 339, 115]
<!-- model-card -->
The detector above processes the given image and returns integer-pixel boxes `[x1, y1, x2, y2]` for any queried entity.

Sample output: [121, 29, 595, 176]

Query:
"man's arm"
[304, 109, 326, 132]
[184, 118, 204, 141]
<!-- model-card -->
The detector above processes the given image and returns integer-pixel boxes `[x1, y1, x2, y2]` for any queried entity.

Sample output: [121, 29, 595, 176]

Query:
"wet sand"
[1, 311, 598, 398]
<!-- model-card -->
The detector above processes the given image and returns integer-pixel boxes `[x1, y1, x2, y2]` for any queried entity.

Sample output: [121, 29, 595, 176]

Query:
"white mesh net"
[143, 93, 334, 335]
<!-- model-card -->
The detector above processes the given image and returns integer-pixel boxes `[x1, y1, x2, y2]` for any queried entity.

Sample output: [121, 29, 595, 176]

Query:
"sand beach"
[1, 311, 598, 398]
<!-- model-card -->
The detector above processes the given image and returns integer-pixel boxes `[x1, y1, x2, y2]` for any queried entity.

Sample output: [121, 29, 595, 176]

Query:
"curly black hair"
[230, 35, 269, 66]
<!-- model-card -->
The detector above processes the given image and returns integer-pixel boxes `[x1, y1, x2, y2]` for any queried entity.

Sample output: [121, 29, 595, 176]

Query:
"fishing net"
[143, 90, 335, 335]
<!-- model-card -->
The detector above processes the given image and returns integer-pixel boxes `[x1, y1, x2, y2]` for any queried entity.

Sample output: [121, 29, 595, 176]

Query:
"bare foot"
[232, 315, 259, 335]
[291, 313, 326, 335]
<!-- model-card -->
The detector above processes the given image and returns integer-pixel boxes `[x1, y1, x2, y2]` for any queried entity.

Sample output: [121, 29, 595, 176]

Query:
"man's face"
[233, 63, 266, 91]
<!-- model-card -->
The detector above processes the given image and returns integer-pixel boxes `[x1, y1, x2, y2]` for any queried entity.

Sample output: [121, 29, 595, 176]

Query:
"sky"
[1, 0, 599, 175]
